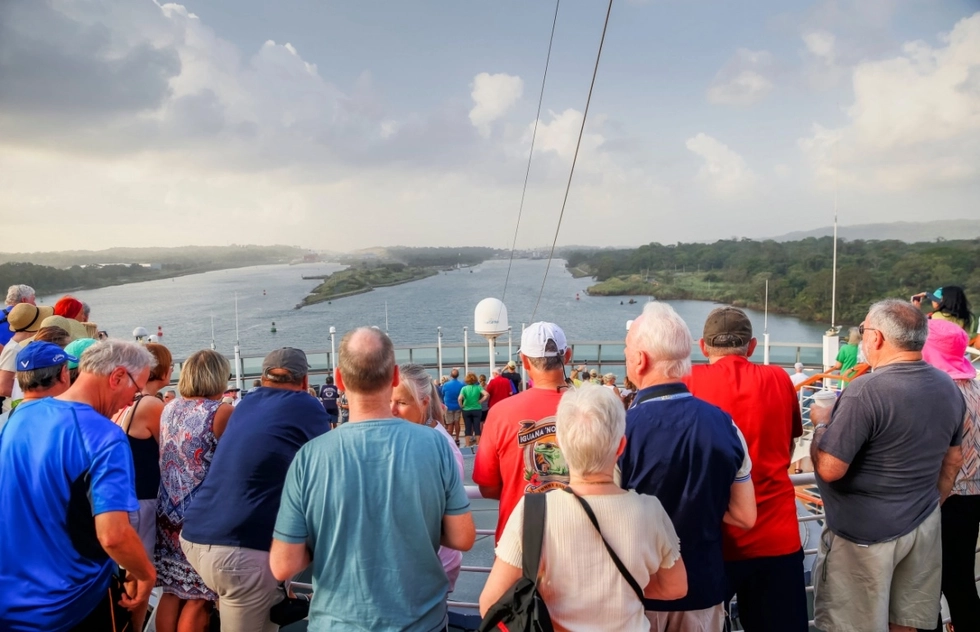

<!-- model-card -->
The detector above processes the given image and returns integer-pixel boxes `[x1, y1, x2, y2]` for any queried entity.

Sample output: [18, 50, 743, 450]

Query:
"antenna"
[831, 141, 839, 330]
[763, 279, 771, 365]
[210, 315, 216, 351]
[233, 293, 242, 391]
[385, 301, 389, 333]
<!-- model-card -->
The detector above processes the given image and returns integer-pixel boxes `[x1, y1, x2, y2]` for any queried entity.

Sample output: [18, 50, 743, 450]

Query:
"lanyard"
[629, 384, 692, 409]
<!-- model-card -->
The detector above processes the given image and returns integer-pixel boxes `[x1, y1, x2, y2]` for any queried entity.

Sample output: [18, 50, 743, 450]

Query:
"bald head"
[338, 327, 396, 394]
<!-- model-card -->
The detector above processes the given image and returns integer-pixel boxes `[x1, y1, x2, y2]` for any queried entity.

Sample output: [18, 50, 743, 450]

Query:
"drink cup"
[810, 390, 837, 425]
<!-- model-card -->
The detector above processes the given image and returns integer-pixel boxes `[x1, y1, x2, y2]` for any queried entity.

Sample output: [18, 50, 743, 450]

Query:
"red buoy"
[157, 326, 164, 338]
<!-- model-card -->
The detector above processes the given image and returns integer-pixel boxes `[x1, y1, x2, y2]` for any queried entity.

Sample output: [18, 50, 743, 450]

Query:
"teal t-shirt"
[274, 418, 470, 632]
[459, 384, 484, 411]
[836, 343, 859, 373]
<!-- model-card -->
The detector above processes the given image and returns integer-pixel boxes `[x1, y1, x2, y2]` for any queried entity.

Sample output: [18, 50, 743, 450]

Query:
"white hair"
[556, 384, 625, 476]
[866, 299, 928, 351]
[79, 340, 156, 377]
[630, 302, 693, 378]
[5, 284, 35, 306]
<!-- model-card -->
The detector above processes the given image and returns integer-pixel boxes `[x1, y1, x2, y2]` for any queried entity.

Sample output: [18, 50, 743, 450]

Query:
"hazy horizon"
[3, 1, 979, 251]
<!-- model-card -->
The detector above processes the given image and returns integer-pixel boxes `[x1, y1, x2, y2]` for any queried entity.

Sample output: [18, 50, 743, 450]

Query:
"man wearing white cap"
[473, 321, 572, 543]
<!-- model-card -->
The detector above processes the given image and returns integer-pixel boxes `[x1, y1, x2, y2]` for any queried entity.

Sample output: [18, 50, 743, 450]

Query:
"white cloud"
[685, 133, 757, 197]
[707, 49, 774, 106]
[468, 72, 524, 138]
[799, 12, 980, 191]
[803, 30, 836, 60]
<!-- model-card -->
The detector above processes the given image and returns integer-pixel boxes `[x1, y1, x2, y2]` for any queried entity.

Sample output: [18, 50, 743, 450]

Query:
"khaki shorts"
[813, 506, 942, 631]
[645, 604, 725, 631]
[444, 409, 462, 424]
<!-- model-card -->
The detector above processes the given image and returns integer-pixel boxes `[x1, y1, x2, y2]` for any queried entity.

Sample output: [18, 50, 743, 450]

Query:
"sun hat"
[703, 307, 753, 347]
[15, 342, 77, 372]
[7, 304, 55, 333]
[64, 337, 98, 369]
[518, 322, 568, 359]
[39, 315, 88, 342]
[922, 319, 976, 380]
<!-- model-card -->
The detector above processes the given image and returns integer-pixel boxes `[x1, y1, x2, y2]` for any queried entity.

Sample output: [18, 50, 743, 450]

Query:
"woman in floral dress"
[155, 350, 233, 632]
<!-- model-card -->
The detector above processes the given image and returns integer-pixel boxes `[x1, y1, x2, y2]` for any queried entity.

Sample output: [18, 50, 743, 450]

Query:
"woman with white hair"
[479, 385, 687, 631]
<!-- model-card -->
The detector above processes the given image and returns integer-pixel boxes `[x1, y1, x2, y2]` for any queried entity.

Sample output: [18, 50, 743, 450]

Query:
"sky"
[1, 0, 979, 253]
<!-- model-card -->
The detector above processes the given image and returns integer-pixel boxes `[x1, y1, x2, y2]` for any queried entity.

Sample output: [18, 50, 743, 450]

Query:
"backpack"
[477, 493, 554, 632]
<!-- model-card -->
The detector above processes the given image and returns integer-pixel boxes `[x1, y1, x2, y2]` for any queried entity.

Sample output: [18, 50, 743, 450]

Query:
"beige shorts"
[444, 409, 462, 424]
[645, 604, 725, 631]
[813, 506, 942, 632]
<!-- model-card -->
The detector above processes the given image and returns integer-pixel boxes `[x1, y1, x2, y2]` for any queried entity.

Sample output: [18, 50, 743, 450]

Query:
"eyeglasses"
[858, 325, 878, 335]
[125, 370, 146, 393]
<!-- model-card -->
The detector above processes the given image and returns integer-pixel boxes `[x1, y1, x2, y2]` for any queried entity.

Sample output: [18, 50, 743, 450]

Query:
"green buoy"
[271, 321, 277, 333]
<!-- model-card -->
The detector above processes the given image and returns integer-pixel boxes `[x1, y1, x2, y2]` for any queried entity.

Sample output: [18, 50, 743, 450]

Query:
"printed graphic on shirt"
[518, 416, 569, 493]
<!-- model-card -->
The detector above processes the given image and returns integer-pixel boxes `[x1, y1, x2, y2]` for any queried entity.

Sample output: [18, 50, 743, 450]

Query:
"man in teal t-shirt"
[271, 328, 475, 632]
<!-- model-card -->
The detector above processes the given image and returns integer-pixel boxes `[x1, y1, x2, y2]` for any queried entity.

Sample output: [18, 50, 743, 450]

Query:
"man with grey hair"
[270, 327, 474, 631]
[0, 340, 157, 629]
[811, 299, 965, 632]
[621, 301, 755, 630]
[182, 348, 331, 632]
[684, 305, 807, 631]
[473, 321, 574, 543]
[0, 284, 36, 354]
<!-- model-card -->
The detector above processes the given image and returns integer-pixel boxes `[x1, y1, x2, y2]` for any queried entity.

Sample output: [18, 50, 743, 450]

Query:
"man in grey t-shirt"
[810, 299, 964, 632]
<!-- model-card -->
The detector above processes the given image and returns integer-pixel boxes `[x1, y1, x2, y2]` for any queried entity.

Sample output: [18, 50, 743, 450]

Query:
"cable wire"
[501, 0, 561, 304]
[530, 0, 614, 322]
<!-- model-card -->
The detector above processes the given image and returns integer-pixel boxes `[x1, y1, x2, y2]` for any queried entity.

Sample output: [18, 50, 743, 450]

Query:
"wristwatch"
[814, 423, 829, 431]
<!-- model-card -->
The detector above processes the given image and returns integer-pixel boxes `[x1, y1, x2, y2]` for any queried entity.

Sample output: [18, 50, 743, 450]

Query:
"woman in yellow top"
[457, 372, 488, 448]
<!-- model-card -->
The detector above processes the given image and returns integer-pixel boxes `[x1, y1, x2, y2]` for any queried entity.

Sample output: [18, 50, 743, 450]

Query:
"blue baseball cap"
[925, 287, 943, 303]
[16, 342, 77, 372]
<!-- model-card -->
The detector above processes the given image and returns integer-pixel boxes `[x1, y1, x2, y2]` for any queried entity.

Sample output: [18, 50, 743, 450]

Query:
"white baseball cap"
[518, 322, 568, 358]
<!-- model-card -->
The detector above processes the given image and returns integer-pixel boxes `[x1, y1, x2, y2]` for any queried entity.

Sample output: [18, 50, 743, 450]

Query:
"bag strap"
[562, 487, 644, 601]
[521, 492, 547, 583]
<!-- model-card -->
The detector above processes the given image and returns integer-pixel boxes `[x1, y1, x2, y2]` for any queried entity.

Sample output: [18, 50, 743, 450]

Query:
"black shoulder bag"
[477, 493, 554, 632]
[562, 487, 644, 602]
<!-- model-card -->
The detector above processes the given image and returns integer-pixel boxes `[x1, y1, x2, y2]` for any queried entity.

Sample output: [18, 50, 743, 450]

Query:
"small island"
[300, 263, 438, 306]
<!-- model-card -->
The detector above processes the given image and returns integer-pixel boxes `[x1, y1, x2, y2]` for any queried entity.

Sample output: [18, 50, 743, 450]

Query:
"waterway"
[55, 259, 828, 360]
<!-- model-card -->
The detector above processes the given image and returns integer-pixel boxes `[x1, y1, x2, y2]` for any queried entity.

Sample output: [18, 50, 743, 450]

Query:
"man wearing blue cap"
[0, 341, 74, 430]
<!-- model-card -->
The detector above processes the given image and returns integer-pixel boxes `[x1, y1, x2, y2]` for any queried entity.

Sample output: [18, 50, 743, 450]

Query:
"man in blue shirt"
[619, 302, 756, 630]
[318, 374, 340, 426]
[0, 284, 35, 354]
[441, 367, 464, 444]
[270, 327, 475, 631]
[181, 347, 331, 632]
[0, 340, 157, 631]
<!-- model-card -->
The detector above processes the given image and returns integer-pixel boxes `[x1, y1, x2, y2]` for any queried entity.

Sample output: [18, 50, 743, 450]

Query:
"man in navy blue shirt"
[619, 302, 756, 630]
[181, 347, 330, 632]
[318, 374, 340, 426]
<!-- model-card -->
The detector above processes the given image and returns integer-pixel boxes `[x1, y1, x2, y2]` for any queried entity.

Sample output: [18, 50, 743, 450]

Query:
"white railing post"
[437, 327, 443, 380]
[463, 327, 469, 377]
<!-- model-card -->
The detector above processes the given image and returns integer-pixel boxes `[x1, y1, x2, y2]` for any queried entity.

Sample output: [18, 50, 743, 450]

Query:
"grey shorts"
[128, 498, 156, 560]
[444, 409, 462, 424]
[645, 604, 724, 631]
[813, 505, 942, 631]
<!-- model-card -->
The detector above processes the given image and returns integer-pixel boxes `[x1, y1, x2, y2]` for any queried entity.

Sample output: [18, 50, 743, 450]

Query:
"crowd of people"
[0, 280, 976, 632]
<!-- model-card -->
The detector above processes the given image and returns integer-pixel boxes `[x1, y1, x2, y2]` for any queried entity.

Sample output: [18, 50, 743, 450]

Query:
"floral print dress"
[155, 398, 221, 599]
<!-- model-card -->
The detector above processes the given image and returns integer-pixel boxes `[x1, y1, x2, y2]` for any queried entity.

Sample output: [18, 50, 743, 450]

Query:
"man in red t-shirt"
[472, 322, 572, 543]
[682, 306, 807, 632]
[484, 370, 514, 408]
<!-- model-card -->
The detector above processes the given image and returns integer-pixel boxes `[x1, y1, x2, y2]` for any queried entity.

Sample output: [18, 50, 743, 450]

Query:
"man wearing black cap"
[683, 306, 807, 632]
[181, 348, 331, 632]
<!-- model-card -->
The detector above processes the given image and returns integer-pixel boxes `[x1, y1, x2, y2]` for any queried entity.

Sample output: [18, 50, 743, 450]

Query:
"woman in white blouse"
[479, 384, 688, 631]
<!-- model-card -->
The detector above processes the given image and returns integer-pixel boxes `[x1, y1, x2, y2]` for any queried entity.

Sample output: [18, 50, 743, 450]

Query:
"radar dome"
[474, 298, 509, 339]
[133, 326, 149, 339]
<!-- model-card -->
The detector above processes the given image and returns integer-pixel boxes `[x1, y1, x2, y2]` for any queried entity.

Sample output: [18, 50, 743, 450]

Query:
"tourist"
[0, 303, 55, 412]
[810, 299, 964, 632]
[683, 306, 808, 631]
[0, 340, 156, 629]
[338, 388, 349, 424]
[485, 369, 513, 408]
[110, 343, 172, 631]
[391, 363, 466, 591]
[270, 327, 474, 630]
[458, 372, 488, 448]
[0, 284, 35, 354]
[621, 302, 755, 629]
[442, 367, 464, 444]
[790, 362, 808, 387]
[0, 341, 74, 431]
[831, 327, 861, 378]
[479, 373, 490, 425]
[570, 364, 586, 386]
[473, 321, 573, 543]
[501, 359, 522, 392]
[602, 372, 622, 399]
[589, 368, 600, 384]
[921, 318, 980, 629]
[66, 337, 98, 384]
[480, 385, 688, 630]
[913, 286, 975, 333]
[620, 375, 637, 409]
[155, 349, 234, 632]
[162, 389, 176, 402]
[318, 373, 340, 426]
[182, 348, 330, 632]
[27, 324, 73, 349]
[33, 315, 82, 343]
